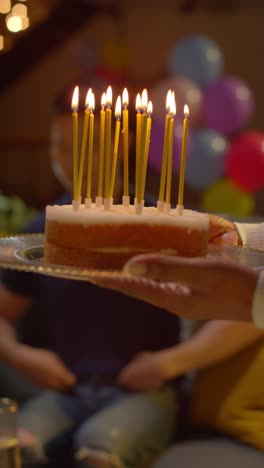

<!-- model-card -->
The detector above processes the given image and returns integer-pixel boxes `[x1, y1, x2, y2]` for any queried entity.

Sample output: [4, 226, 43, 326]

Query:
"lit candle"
[140, 100, 153, 202]
[177, 104, 190, 215]
[137, 89, 148, 204]
[105, 85, 112, 199]
[165, 93, 176, 210]
[71, 86, 79, 206]
[78, 88, 91, 201]
[122, 88, 129, 203]
[85, 92, 95, 207]
[135, 93, 142, 203]
[158, 90, 171, 211]
[110, 96, 122, 199]
[97, 92, 106, 205]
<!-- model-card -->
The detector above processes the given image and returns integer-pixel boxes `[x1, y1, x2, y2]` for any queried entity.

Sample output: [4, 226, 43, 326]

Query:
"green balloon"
[201, 179, 255, 217]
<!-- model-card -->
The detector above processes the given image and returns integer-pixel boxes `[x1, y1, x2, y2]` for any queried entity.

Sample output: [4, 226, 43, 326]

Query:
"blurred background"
[0, 0, 264, 233]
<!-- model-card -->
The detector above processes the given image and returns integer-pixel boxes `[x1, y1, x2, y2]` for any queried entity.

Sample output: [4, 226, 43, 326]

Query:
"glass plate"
[0, 234, 264, 282]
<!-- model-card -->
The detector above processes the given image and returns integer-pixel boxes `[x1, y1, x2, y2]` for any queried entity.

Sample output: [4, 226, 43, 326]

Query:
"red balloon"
[225, 132, 264, 192]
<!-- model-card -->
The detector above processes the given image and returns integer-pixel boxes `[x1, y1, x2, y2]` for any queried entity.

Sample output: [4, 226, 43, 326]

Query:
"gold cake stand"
[0, 234, 263, 282]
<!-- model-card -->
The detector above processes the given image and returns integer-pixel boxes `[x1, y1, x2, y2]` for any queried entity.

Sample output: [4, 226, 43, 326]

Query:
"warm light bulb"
[136, 93, 141, 111]
[115, 96, 121, 119]
[21, 16, 29, 30]
[184, 104, 189, 118]
[106, 85, 112, 107]
[0, 0, 11, 14]
[122, 88, 129, 107]
[147, 101, 153, 116]
[0, 35, 4, 50]
[71, 86, 79, 112]
[6, 14, 22, 32]
[141, 89, 148, 112]
[12, 3, 27, 17]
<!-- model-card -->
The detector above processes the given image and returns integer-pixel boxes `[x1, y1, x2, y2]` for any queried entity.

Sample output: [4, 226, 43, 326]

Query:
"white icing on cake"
[46, 204, 208, 231]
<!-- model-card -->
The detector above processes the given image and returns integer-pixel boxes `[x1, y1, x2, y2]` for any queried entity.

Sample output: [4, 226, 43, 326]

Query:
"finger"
[208, 214, 234, 241]
[123, 253, 254, 293]
[211, 230, 239, 246]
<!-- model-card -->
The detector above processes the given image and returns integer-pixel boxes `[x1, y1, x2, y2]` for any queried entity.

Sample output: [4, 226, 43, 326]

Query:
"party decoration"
[201, 179, 255, 217]
[168, 35, 224, 87]
[203, 77, 254, 135]
[225, 132, 264, 192]
[150, 76, 202, 125]
[185, 129, 228, 190]
[149, 120, 192, 173]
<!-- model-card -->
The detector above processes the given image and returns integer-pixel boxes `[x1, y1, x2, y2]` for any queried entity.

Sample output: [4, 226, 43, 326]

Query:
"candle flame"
[147, 101, 153, 116]
[89, 92, 95, 112]
[101, 92, 106, 108]
[71, 86, 79, 112]
[122, 88, 129, 107]
[136, 93, 141, 111]
[166, 90, 172, 112]
[141, 89, 148, 112]
[115, 95, 122, 119]
[85, 88, 92, 110]
[170, 93, 176, 116]
[184, 104, 189, 117]
[106, 85, 112, 107]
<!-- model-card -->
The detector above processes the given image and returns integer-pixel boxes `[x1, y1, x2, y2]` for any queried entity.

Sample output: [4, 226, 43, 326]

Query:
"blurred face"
[50, 113, 122, 199]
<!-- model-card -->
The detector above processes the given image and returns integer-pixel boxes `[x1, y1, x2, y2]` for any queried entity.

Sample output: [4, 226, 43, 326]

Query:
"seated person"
[0, 84, 263, 468]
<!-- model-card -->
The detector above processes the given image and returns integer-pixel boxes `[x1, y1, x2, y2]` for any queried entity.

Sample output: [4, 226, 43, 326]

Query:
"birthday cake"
[44, 204, 209, 270]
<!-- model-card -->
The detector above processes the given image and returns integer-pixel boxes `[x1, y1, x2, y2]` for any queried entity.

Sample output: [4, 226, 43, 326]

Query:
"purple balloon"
[148, 119, 192, 172]
[203, 77, 254, 135]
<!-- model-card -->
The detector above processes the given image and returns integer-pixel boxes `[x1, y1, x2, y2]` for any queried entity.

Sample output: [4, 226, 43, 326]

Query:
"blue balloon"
[168, 35, 224, 87]
[185, 129, 228, 190]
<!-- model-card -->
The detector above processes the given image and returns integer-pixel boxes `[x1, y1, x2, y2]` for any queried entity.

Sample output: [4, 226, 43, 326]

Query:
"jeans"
[18, 381, 177, 467]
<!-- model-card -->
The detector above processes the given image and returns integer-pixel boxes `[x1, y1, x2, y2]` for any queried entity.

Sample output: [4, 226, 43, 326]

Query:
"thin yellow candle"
[105, 85, 112, 199]
[137, 89, 148, 203]
[165, 94, 176, 206]
[158, 90, 171, 205]
[177, 104, 190, 208]
[71, 85, 79, 201]
[122, 88, 129, 197]
[135, 93, 142, 202]
[77, 88, 91, 199]
[86, 92, 95, 200]
[140, 101, 153, 202]
[110, 96, 121, 198]
[97, 92, 106, 199]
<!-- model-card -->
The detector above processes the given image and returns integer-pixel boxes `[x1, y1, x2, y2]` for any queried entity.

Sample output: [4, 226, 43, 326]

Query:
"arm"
[0, 283, 76, 389]
[160, 320, 264, 380]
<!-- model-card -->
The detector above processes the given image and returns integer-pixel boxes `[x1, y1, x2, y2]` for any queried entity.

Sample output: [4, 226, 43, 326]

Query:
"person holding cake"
[93, 216, 264, 328]
[0, 83, 263, 468]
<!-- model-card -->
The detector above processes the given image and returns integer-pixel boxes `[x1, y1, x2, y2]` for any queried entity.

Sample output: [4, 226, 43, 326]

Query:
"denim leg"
[18, 390, 78, 464]
[74, 385, 178, 468]
[152, 438, 264, 468]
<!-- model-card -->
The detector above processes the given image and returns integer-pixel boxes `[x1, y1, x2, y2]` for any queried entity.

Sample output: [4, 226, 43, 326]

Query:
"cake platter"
[0, 234, 264, 282]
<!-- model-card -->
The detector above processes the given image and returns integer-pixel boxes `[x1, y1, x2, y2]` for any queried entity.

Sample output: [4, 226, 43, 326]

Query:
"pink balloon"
[148, 119, 192, 172]
[225, 132, 264, 192]
[150, 76, 203, 126]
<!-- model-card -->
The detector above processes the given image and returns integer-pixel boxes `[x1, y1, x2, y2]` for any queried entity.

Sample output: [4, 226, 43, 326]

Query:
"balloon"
[201, 179, 255, 217]
[185, 129, 228, 190]
[225, 132, 264, 192]
[203, 77, 254, 135]
[150, 76, 203, 126]
[148, 120, 192, 172]
[168, 35, 224, 87]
